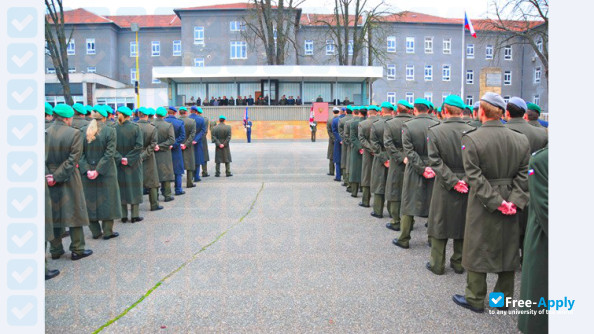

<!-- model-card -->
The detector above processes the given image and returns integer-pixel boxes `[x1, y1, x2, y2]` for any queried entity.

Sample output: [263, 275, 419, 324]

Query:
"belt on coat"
[488, 178, 513, 186]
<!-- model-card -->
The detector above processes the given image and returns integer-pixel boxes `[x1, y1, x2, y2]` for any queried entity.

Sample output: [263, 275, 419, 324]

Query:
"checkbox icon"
[7, 152, 37, 182]
[489, 292, 505, 308]
[7, 224, 37, 254]
[7, 259, 37, 290]
[7, 116, 37, 146]
[7, 188, 37, 218]
[7, 295, 37, 326]
[7, 44, 37, 74]
[7, 8, 37, 38]
[7, 80, 37, 110]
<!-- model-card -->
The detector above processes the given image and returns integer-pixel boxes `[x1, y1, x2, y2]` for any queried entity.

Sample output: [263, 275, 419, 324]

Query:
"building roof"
[383, 11, 459, 24]
[175, 2, 271, 11]
[105, 15, 180, 28]
[53, 8, 114, 25]
[300, 13, 360, 27]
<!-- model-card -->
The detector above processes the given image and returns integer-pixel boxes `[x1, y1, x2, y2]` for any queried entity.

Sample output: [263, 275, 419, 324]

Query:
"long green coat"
[358, 115, 378, 187]
[327, 117, 336, 160]
[344, 117, 354, 175]
[115, 120, 144, 205]
[137, 120, 160, 189]
[79, 122, 123, 220]
[348, 117, 364, 183]
[505, 118, 548, 153]
[180, 115, 197, 171]
[45, 182, 53, 241]
[202, 115, 210, 162]
[339, 114, 352, 167]
[461, 120, 530, 273]
[153, 118, 175, 182]
[400, 114, 440, 217]
[370, 116, 390, 194]
[212, 123, 232, 163]
[45, 120, 89, 228]
[384, 113, 413, 201]
[518, 147, 548, 334]
[71, 115, 89, 131]
[426, 117, 473, 239]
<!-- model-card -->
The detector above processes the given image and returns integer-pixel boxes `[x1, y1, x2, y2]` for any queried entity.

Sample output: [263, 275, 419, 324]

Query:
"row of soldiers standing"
[326, 93, 548, 333]
[44, 102, 233, 280]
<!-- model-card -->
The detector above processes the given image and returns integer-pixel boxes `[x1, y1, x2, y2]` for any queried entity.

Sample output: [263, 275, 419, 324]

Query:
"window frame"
[504, 71, 512, 86]
[194, 26, 205, 46]
[67, 39, 75, 55]
[424, 92, 433, 103]
[387, 36, 396, 53]
[130, 68, 137, 85]
[466, 70, 474, 84]
[173, 40, 182, 56]
[387, 92, 396, 104]
[466, 96, 474, 106]
[504, 45, 512, 60]
[534, 67, 541, 83]
[486, 45, 493, 60]
[405, 65, 414, 81]
[443, 38, 451, 54]
[466, 43, 474, 59]
[386, 64, 396, 80]
[442, 64, 451, 81]
[534, 95, 540, 106]
[348, 40, 354, 56]
[230, 41, 247, 60]
[406, 37, 415, 53]
[304, 40, 313, 56]
[151, 41, 160, 57]
[405, 92, 414, 104]
[86, 38, 95, 55]
[130, 41, 137, 57]
[424, 37, 433, 54]
[326, 40, 335, 55]
[194, 57, 205, 67]
[424, 65, 433, 81]
[86, 66, 96, 73]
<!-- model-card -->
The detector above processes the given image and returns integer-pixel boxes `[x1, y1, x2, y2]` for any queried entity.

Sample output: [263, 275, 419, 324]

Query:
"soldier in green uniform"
[452, 92, 530, 313]
[202, 112, 211, 177]
[462, 105, 473, 123]
[384, 100, 414, 231]
[79, 105, 122, 239]
[327, 109, 338, 176]
[525, 103, 544, 128]
[348, 107, 364, 197]
[153, 107, 176, 201]
[137, 107, 163, 211]
[212, 115, 233, 177]
[115, 106, 144, 223]
[179, 107, 197, 188]
[358, 106, 378, 207]
[425, 95, 473, 275]
[46, 104, 93, 260]
[45, 102, 54, 129]
[370, 103, 392, 218]
[339, 107, 352, 186]
[71, 103, 89, 130]
[518, 147, 548, 333]
[393, 99, 440, 249]
[468, 102, 482, 128]
[343, 107, 355, 192]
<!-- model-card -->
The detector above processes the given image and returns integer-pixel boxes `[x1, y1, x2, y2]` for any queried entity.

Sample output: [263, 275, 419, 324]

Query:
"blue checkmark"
[7, 80, 37, 110]
[7, 259, 37, 290]
[7, 7, 37, 38]
[7, 224, 38, 254]
[7, 152, 37, 182]
[7, 116, 37, 146]
[7, 44, 37, 74]
[7, 188, 37, 219]
[489, 292, 505, 308]
[7, 295, 37, 326]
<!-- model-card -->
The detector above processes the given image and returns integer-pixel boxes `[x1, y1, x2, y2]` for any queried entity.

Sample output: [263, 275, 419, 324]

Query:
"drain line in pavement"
[93, 182, 265, 333]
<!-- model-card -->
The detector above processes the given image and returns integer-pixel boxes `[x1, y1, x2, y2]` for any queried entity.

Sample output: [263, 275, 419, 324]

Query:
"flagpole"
[461, 12, 466, 99]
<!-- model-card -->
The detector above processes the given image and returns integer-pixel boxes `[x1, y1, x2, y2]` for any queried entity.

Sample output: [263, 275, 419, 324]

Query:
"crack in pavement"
[93, 182, 266, 333]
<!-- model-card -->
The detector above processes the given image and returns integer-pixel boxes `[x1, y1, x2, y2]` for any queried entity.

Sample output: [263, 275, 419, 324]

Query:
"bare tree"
[45, 0, 74, 105]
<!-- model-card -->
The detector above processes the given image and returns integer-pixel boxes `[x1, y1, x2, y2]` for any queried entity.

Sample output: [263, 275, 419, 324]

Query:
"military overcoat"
[180, 115, 197, 171]
[384, 113, 413, 201]
[339, 114, 352, 167]
[370, 116, 390, 194]
[358, 115, 377, 187]
[348, 117, 364, 183]
[115, 120, 144, 205]
[137, 120, 160, 189]
[327, 117, 336, 160]
[153, 118, 175, 182]
[202, 115, 210, 162]
[164, 115, 186, 175]
[212, 123, 232, 163]
[189, 113, 206, 166]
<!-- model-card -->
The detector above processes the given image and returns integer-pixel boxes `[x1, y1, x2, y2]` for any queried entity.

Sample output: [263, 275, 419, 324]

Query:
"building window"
[68, 67, 75, 74]
[504, 45, 512, 60]
[151, 41, 160, 57]
[486, 45, 493, 60]
[47, 68, 56, 74]
[230, 21, 245, 31]
[424, 65, 433, 81]
[86, 38, 95, 55]
[534, 67, 541, 83]
[67, 39, 75, 55]
[503, 96, 510, 104]
[442, 64, 451, 81]
[230, 41, 247, 59]
[386, 64, 396, 80]
[406, 37, 414, 53]
[387, 36, 396, 53]
[534, 95, 540, 106]
[348, 40, 353, 56]
[173, 40, 182, 56]
[326, 40, 335, 55]
[130, 41, 137, 57]
[87, 66, 96, 73]
[466, 70, 474, 84]
[442, 92, 449, 103]
[305, 40, 313, 55]
[424, 37, 433, 54]
[130, 68, 137, 85]
[405, 92, 414, 104]
[536, 39, 543, 53]
[405, 65, 414, 81]
[194, 26, 205, 45]
[466, 96, 473, 106]
[194, 57, 204, 67]
[443, 38, 451, 54]
[387, 92, 396, 104]
[504, 71, 512, 85]
[152, 78, 161, 84]
[466, 44, 474, 58]
[424, 92, 433, 103]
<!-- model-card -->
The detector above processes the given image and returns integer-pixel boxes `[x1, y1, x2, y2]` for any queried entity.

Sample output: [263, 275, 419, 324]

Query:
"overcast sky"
[62, 0, 493, 19]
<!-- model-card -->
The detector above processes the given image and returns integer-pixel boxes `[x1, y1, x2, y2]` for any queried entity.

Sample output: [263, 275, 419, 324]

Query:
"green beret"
[373, 105, 381, 111]
[72, 103, 87, 115]
[117, 106, 132, 116]
[139, 107, 151, 116]
[45, 102, 53, 115]
[414, 98, 431, 109]
[94, 105, 108, 118]
[85, 105, 93, 114]
[443, 95, 465, 109]
[219, 115, 227, 120]
[179, 106, 188, 112]
[380, 101, 393, 109]
[156, 107, 167, 117]
[346, 105, 354, 111]
[147, 108, 156, 116]
[527, 102, 541, 114]
[197, 107, 203, 114]
[105, 105, 114, 114]
[54, 104, 74, 118]
[397, 99, 413, 109]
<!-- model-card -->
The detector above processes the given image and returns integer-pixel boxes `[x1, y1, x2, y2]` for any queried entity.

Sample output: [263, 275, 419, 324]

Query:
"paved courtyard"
[46, 140, 521, 333]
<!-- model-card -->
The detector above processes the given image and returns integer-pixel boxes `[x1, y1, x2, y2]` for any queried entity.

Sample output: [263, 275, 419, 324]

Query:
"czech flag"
[464, 12, 477, 38]
[243, 106, 248, 126]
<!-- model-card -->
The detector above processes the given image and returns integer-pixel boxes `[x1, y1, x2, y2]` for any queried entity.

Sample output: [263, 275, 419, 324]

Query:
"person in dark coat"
[370, 103, 392, 218]
[189, 106, 206, 182]
[358, 106, 378, 207]
[245, 117, 253, 143]
[327, 110, 338, 175]
[525, 103, 544, 128]
[165, 107, 186, 195]
[296, 96, 302, 105]
[115, 106, 144, 223]
[153, 107, 176, 201]
[331, 107, 344, 181]
[247, 95, 254, 106]
[212, 115, 233, 177]
[80, 106, 122, 239]
[201, 113, 211, 177]
[338, 108, 352, 184]
[137, 108, 163, 211]
[310, 121, 317, 142]
[71, 103, 89, 131]
[196, 97, 202, 106]
[348, 108, 364, 196]
[179, 107, 197, 188]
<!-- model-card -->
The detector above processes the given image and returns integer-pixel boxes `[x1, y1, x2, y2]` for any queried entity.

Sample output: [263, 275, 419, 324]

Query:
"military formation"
[326, 93, 548, 333]
[44, 103, 233, 280]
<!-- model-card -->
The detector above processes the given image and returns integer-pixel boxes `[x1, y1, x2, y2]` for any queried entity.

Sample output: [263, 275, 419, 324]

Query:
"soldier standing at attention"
[358, 106, 377, 207]
[384, 100, 414, 231]
[115, 106, 144, 223]
[339, 107, 353, 186]
[212, 115, 233, 177]
[343, 107, 355, 192]
[189, 106, 206, 182]
[200, 110, 211, 177]
[179, 107, 197, 188]
[348, 107, 364, 197]
[425, 95, 473, 275]
[46, 104, 93, 260]
[393, 99, 440, 249]
[331, 107, 345, 181]
[165, 107, 187, 195]
[71, 103, 89, 130]
[79, 105, 122, 239]
[137, 107, 163, 211]
[153, 107, 176, 202]
[370, 103, 391, 218]
[525, 102, 545, 128]
[327, 109, 338, 175]
[452, 92, 530, 313]
[45, 102, 54, 129]
[245, 117, 253, 143]
[310, 120, 317, 142]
